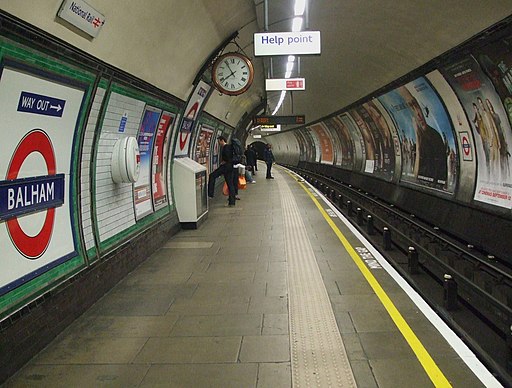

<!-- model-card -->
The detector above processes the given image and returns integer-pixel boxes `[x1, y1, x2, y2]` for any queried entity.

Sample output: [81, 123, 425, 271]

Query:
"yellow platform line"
[293, 175, 452, 388]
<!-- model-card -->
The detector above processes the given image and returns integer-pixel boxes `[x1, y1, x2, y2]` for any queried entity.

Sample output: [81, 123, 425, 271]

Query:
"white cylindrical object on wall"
[111, 136, 140, 183]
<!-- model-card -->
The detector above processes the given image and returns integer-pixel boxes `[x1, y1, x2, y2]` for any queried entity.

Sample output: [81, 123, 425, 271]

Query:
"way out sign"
[17, 91, 66, 118]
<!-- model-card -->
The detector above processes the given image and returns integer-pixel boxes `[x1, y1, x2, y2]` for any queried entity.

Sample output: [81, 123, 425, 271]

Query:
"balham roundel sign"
[1, 129, 65, 259]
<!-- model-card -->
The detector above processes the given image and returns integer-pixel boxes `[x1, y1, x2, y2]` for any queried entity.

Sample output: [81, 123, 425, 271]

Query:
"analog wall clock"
[212, 52, 254, 96]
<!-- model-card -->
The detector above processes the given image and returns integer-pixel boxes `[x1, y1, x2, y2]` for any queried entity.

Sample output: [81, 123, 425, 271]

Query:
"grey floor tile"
[67, 314, 180, 338]
[248, 296, 288, 314]
[170, 314, 262, 336]
[140, 364, 258, 388]
[193, 281, 267, 298]
[330, 293, 386, 312]
[168, 296, 249, 315]
[350, 309, 398, 332]
[134, 336, 242, 363]
[239, 335, 290, 362]
[257, 363, 292, 388]
[358, 331, 415, 359]
[6, 364, 149, 388]
[32, 337, 147, 364]
[262, 314, 289, 335]
[349, 360, 378, 388]
[370, 358, 433, 388]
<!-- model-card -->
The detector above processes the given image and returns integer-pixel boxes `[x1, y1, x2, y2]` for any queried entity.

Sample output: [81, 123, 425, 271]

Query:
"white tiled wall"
[95, 91, 146, 242]
[80, 87, 105, 251]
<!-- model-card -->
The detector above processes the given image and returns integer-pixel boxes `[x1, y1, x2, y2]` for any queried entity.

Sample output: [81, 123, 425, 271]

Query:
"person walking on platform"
[208, 136, 236, 206]
[264, 143, 275, 179]
[245, 145, 257, 175]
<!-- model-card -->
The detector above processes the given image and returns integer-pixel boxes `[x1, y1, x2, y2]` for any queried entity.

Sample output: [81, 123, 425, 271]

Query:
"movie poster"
[322, 118, 343, 167]
[310, 122, 334, 164]
[324, 116, 355, 169]
[151, 111, 175, 209]
[378, 77, 457, 193]
[441, 56, 512, 208]
[355, 101, 395, 180]
[301, 128, 317, 162]
[293, 130, 308, 161]
[338, 113, 366, 171]
[134, 105, 161, 219]
[194, 124, 214, 176]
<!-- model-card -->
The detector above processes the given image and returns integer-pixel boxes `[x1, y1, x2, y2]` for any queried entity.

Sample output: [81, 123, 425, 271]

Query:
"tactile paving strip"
[278, 173, 357, 387]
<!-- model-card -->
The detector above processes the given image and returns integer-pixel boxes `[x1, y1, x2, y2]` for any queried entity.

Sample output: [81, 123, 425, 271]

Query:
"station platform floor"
[4, 165, 501, 387]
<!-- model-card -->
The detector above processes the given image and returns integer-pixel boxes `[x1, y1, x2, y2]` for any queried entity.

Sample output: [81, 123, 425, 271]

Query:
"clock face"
[212, 53, 254, 96]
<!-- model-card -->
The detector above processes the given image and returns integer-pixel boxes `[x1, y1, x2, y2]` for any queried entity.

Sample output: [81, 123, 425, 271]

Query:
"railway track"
[288, 166, 512, 386]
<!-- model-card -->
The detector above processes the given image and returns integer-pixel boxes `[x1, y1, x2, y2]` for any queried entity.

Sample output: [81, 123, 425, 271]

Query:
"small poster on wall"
[194, 125, 214, 176]
[134, 105, 162, 219]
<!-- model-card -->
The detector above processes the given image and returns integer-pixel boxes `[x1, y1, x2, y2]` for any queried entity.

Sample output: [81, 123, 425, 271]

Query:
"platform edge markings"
[285, 169, 502, 388]
[276, 170, 357, 387]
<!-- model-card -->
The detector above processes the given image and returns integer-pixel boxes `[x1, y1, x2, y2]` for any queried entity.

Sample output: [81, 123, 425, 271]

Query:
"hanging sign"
[254, 31, 321, 56]
[266, 78, 306, 91]
[57, 0, 106, 38]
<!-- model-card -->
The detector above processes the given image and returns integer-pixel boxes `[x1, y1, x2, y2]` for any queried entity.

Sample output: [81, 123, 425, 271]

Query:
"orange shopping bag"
[222, 181, 229, 196]
[238, 176, 247, 190]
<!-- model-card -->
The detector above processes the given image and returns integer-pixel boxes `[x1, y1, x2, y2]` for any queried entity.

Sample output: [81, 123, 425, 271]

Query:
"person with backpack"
[245, 145, 257, 175]
[207, 136, 236, 206]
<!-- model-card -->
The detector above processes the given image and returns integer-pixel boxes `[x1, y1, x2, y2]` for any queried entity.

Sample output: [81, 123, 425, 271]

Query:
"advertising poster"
[134, 105, 162, 219]
[194, 124, 214, 176]
[300, 128, 316, 162]
[349, 109, 377, 174]
[174, 80, 211, 157]
[306, 126, 321, 162]
[322, 119, 343, 167]
[151, 111, 175, 209]
[211, 130, 221, 171]
[324, 116, 355, 168]
[293, 130, 308, 162]
[357, 101, 395, 180]
[441, 56, 512, 207]
[378, 77, 457, 193]
[0, 65, 85, 295]
[310, 122, 334, 164]
[339, 113, 367, 171]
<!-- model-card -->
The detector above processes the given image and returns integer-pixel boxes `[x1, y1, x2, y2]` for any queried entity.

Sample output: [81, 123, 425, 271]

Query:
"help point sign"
[254, 31, 321, 56]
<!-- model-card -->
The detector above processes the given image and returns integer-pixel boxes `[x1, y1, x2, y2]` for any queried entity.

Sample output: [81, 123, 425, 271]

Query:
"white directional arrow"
[50, 104, 62, 112]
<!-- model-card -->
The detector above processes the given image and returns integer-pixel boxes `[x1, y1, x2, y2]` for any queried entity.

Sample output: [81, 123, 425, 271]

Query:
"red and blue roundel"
[0, 129, 65, 259]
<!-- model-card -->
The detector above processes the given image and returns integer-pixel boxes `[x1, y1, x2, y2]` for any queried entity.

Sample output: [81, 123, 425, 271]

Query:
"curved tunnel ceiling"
[254, 0, 512, 129]
[2, 1, 512, 132]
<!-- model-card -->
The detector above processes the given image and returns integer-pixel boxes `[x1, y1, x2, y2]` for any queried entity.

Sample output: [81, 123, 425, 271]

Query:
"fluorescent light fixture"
[286, 62, 294, 73]
[288, 55, 295, 62]
[272, 91, 287, 115]
[294, 0, 306, 16]
[292, 17, 303, 32]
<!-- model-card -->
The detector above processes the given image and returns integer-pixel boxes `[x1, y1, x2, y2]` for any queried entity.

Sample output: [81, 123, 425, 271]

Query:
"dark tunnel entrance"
[247, 140, 267, 161]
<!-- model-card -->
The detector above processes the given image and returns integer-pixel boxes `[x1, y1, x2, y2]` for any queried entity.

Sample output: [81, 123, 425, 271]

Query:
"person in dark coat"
[207, 136, 236, 206]
[245, 145, 257, 175]
[263, 143, 275, 179]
